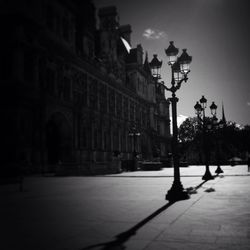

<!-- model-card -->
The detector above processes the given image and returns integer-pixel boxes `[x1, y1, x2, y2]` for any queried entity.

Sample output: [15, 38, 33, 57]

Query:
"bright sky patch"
[121, 37, 131, 53]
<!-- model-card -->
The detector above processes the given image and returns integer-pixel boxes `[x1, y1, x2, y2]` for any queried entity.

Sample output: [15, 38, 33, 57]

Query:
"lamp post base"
[165, 181, 190, 201]
[215, 166, 223, 174]
[202, 168, 214, 181]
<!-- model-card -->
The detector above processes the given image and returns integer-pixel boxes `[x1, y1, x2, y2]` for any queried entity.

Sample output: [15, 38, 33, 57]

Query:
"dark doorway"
[46, 113, 72, 166]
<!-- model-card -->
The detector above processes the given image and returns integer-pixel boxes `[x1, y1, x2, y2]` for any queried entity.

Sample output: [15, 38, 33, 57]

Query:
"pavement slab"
[1, 165, 250, 250]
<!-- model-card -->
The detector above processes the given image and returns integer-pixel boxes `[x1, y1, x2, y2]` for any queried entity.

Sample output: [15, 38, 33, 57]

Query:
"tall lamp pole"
[210, 111, 224, 175]
[129, 123, 141, 171]
[194, 97, 218, 180]
[150, 41, 192, 201]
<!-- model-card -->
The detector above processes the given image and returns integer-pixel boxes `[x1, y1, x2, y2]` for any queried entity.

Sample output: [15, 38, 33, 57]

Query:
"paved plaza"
[1, 165, 250, 250]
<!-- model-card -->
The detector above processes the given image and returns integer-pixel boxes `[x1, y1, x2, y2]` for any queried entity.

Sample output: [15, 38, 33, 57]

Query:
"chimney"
[98, 6, 119, 31]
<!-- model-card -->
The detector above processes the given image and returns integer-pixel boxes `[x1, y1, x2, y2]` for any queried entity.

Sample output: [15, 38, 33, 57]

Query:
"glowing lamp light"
[178, 49, 192, 75]
[172, 61, 183, 83]
[218, 119, 225, 129]
[194, 101, 202, 115]
[149, 54, 163, 79]
[165, 41, 179, 65]
[200, 95, 207, 109]
[210, 101, 217, 116]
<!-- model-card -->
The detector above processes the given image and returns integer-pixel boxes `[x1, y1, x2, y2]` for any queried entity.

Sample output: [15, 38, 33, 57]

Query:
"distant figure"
[112, 150, 122, 173]
[19, 153, 29, 192]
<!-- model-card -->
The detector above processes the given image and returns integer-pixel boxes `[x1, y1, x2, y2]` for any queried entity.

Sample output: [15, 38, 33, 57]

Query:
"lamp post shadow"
[81, 174, 222, 250]
[186, 173, 220, 195]
[81, 201, 175, 250]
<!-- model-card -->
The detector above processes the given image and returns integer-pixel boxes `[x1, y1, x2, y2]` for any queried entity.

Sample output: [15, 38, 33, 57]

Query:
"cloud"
[247, 102, 250, 106]
[143, 28, 167, 40]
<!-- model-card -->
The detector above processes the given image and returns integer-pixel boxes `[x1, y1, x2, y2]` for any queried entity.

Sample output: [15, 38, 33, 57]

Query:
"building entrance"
[46, 113, 72, 166]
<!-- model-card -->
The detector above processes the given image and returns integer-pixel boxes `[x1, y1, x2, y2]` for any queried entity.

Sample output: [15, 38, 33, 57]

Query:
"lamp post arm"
[163, 85, 172, 92]
[163, 77, 187, 94]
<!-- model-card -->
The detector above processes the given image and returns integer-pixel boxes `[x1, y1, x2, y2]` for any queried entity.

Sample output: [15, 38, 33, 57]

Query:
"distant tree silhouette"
[178, 117, 203, 164]
[178, 117, 198, 143]
[178, 117, 250, 164]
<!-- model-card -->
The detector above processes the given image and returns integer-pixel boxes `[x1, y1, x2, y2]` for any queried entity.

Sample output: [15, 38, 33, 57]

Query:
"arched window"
[62, 17, 69, 41]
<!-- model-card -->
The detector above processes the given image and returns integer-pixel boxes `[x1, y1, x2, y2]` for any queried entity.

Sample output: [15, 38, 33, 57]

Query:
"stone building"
[0, 0, 171, 175]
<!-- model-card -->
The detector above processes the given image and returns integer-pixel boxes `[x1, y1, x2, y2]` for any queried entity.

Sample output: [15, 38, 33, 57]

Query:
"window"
[0, 50, 12, 80]
[129, 101, 134, 121]
[46, 5, 55, 31]
[92, 127, 102, 150]
[24, 50, 34, 82]
[116, 93, 122, 118]
[80, 126, 87, 148]
[113, 130, 119, 151]
[62, 17, 69, 41]
[63, 76, 71, 101]
[38, 57, 46, 88]
[88, 40, 94, 57]
[100, 84, 107, 113]
[89, 78, 98, 110]
[46, 68, 55, 95]
[73, 91, 82, 106]
[108, 89, 115, 114]
[82, 73, 87, 106]
[123, 97, 128, 120]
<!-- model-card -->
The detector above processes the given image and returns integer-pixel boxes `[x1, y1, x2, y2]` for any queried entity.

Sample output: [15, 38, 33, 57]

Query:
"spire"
[222, 101, 226, 124]
[143, 51, 152, 75]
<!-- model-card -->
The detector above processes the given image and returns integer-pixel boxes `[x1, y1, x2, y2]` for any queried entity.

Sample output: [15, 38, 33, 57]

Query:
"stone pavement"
[1, 165, 250, 250]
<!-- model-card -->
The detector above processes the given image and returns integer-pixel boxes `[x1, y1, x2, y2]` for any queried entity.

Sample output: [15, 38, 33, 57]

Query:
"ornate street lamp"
[194, 102, 202, 116]
[200, 95, 207, 109]
[128, 123, 141, 171]
[178, 49, 192, 75]
[194, 96, 217, 180]
[165, 41, 179, 66]
[149, 54, 162, 80]
[210, 102, 224, 174]
[210, 102, 217, 116]
[156, 41, 192, 201]
[210, 115, 224, 175]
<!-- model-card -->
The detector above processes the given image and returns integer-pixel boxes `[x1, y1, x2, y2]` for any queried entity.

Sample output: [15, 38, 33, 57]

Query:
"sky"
[94, 0, 250, 126]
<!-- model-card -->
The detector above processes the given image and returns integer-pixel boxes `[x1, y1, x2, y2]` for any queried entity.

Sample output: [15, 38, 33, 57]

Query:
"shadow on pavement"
[186, 173, 221, 195]
[81, 175, 221, 249]
[185, 179, 208, 194]
[81, 202, 175, 250]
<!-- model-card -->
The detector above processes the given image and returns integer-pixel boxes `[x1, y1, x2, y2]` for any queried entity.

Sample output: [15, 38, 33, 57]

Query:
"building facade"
[0, 0, 171, 175]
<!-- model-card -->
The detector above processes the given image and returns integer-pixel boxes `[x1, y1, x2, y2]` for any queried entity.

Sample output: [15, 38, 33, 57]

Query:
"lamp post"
[210, 114, 224, 175]
[150, 41, 192, 201]
[194, 96, 217, 180]
[164, 42, 192, 201]
[128, 123, 141, 171]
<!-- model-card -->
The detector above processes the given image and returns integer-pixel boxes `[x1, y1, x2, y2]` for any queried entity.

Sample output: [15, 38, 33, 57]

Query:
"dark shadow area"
[185, 179, 208, 195]
[194, 179, 208, 190]
[186, 173, 221, 195]
[81, 176, 222, 249]
[81, 201, 175, 250]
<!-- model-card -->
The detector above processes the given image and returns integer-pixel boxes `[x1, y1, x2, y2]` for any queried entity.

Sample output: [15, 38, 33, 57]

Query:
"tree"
[178, 117, 250, 164]
[178, 117, 203, 164]
[178, 117, 199, 143]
